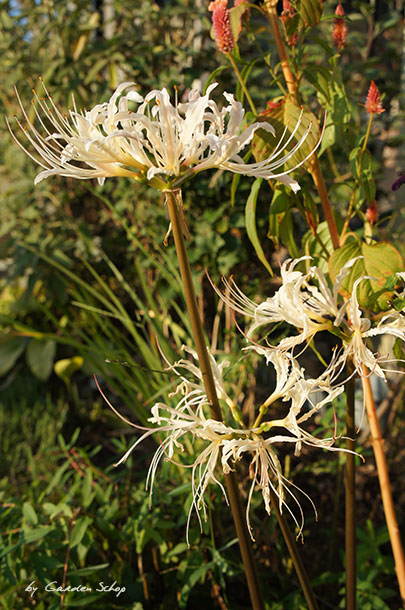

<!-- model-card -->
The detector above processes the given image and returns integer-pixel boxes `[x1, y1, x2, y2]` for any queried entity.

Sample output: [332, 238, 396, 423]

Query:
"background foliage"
[0, 0, 404, 608]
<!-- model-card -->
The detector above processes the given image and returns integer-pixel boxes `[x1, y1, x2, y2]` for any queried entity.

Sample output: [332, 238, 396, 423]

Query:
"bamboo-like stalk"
[264, 0, 298, 101]
[263, 0, 341, 251]
[345, 360, 356, 610]
[165, 189, 265, 610]
[270, 489, 320, 610]
[362, 366, 405, 606]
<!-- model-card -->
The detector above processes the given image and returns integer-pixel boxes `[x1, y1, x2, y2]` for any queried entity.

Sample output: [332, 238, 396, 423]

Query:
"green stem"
[227, 53, 257, 115]
[345, 360, 356, 610]
[165, 189, 265, 610]
[361, 113, 374, 157]
[269, 489, 320, 610]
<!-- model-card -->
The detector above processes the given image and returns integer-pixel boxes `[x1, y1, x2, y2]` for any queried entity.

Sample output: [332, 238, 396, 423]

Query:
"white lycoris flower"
[218, 256, 358, 351]
[339, 276, 405, 379]
[97, 342, 357, 542]
[8, 81, 320, 191]
[218, 256, 405, 380]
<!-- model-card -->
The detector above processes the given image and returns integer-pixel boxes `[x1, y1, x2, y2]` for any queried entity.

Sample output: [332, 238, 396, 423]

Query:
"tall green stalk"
[345, 360, 356, 610]
[165, 189, 265, 610]
[270, 490, 320, 610]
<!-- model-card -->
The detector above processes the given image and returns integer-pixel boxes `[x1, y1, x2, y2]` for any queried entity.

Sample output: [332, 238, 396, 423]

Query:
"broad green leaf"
[252, 99, 320, 173]
[23, 502, 38, 526]
[24, 526, 54, 544]
[70, 516, 92, 549]
[179, 560, 214, 609]
[319, 80, 352, 154]
[26, 339, 56, 381]
[329, 241, 403, 310]
[0, 336, 26, 376]
[270, 187, 292, 214]
[245, 178, 273, 276]
[295, 0, 323, 27]
[303, 65, 331, 102]
[230, 4, 249, 43]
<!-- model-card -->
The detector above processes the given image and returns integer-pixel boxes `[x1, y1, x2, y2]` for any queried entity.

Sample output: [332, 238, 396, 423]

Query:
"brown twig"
[362, 366, 405, 606]
[269, 489, 320, 610]
[345, 360, 356, 610]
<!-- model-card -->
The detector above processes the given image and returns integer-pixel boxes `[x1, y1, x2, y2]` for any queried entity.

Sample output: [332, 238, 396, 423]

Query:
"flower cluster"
[8, 81, 317, 193]
[365, 81, 385, 115]
[332, 1, 348, 51]
[216, 256, 405, 380]
[107, 343, 355, 543]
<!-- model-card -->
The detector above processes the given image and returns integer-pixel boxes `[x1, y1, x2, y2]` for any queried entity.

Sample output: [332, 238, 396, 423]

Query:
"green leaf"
[229, 4, 248, 43]
[81, 469, 93, 508]
[179, 560, 214, 609]
[295, 0, 323, 27]
[303, 65, 331, 102]
[70, 517, 92, 549]
[67, 564, 109, 577]
[245, 178, 273, 275]
[253, 99, 320, 173]
[329, 241, 403, 310]
[0, 336, 26, 376]
[24, 526, 54, 544]
[23, 502, 38, 526]
[270, 187, 292, 214]
[26, 339, 56, 381]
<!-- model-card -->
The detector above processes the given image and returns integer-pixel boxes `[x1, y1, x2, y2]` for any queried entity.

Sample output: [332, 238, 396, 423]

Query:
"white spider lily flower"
[217, 257, 359, 351]
[222, 434, 325, 541]
[115, 401, 246, 546]
[163, 344, 238, 417]
[339, 277, 405, 379]
[8, 81, 320, 191]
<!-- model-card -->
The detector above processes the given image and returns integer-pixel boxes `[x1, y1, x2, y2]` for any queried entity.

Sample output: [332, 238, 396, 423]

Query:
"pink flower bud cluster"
[365, 81, 385, 115]
[208, 0, 235, 54]
[332, 2, 347, 51]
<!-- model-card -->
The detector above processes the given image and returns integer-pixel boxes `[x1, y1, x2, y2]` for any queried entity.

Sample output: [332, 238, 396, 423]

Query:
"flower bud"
[365, 200, 379, 224]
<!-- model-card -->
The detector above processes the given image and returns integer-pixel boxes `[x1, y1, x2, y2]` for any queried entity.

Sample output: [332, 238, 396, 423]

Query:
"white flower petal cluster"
[9, 81, 319, 191]
[219, 258, 405, 380]
[110, 345, 351, 542]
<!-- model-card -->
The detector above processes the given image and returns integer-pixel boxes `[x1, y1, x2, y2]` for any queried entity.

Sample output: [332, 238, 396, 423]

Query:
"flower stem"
[263, 0, 298, 102]
[362, 366, 405, 606]
[263, 0, 340, 251]
[165, 189, 265, 610]
[227, 53, 258, 115]
[345, 360, 356, 610]
[361, 113, 374, 157]
[269, 489, 320, 610]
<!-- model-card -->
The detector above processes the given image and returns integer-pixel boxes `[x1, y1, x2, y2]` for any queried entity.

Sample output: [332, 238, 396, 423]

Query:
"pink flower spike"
[209, 0, 235, 53]
[365, 81, 385, 115]
[332, 2, 347, 50]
